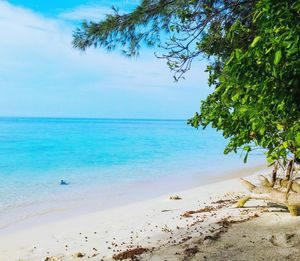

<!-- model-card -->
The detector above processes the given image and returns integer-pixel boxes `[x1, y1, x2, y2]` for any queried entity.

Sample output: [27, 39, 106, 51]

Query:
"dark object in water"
[60, 180, 69, 185]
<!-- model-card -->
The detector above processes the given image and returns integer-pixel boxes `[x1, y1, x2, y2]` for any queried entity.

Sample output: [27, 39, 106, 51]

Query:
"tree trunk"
[271, 162, 279, 187]
[285, 160, 293, 180]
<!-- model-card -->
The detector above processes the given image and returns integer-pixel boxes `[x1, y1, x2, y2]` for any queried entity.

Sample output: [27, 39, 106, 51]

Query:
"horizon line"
[0, 115, 188, 122]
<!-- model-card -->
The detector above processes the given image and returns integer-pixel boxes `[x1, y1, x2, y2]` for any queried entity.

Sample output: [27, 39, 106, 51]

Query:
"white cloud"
[59, 5, 112, 21]
[0, 0, 209, 118]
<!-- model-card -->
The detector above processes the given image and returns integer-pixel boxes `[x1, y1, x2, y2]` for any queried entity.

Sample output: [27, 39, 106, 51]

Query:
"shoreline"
[1, 163, 290, 261]
[0, 162, 266, 236]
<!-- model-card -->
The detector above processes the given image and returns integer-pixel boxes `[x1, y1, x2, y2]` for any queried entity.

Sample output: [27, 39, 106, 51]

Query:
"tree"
[73, 0, 257, 79]
[73, 0, 300, 214]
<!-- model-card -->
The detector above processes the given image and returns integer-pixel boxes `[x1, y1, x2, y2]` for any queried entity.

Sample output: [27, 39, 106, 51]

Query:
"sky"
[0, 0, 210, 119]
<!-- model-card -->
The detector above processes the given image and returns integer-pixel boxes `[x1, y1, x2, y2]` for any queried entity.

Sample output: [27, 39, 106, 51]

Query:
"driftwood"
[237, 175, 300, 216]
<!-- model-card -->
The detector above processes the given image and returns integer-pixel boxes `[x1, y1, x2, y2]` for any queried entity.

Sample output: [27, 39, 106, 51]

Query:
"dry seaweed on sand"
[112, 247, 150, 260]
[181, 206, 215, 218]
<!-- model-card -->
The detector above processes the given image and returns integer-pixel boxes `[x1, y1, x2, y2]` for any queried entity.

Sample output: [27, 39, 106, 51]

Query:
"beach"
[1, 164, 300, 261]
[1, 0, 298, 260]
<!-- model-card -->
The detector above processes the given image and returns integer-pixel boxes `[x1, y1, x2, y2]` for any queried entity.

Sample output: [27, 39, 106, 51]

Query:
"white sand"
[1, 165, 300, 261]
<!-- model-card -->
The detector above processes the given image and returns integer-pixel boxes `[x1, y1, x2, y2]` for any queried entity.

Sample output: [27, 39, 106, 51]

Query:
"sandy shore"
[1, 165, 300, 261]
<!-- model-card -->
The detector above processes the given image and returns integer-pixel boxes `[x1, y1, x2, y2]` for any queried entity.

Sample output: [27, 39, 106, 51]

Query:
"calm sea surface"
[0, 117, 264, 229]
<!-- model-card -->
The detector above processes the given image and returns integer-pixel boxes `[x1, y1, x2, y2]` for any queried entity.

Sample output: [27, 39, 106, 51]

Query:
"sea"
[0, 117, 265, 232]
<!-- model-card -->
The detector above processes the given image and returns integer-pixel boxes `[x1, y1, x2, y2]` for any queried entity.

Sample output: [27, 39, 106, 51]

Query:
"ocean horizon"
[0, 117, 265, 231]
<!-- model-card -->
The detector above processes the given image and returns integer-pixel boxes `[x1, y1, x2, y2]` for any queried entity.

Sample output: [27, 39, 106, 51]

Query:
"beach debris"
[161, 225, 172, 233]
[73, 252, 85, 258]
[44, 258, 55, 261]
[112, 247, 149, 260]
[181, 206, 215, 218]
[215, 214, 259, 231]
[181, 212, 193, 218]
[180, 236, 192, 243]
[211, 198, 239, 205]
[169, 195, 182, 200]
[268, 233, 300, 247]
[44, 257, 62, 261]
[184, 246, 199, 258]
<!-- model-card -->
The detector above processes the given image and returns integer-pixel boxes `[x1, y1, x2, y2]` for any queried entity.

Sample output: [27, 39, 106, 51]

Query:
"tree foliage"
[73, 0, 300, 167]
[190, 0, 300, 165]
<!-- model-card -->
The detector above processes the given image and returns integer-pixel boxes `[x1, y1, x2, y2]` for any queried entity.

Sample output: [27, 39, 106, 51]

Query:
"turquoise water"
[0, 117, 264, 224]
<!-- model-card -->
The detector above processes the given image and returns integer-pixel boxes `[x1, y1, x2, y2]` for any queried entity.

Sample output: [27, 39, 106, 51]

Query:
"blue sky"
[0, 0, 210, 119]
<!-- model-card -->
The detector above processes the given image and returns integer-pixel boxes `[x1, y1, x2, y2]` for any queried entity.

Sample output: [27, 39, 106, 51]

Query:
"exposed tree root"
[237, 175, 300, 216]
[276, 178, 300, 193]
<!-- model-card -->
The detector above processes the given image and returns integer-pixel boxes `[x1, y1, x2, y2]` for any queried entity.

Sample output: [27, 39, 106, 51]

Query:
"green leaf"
[250, 36, 261, 48]
[265, 47, 273, 54]
[276, 124, 284, 130]
[259, 127, 266, 135]
[235, 49, 243, 60]
[267, 156, 274, 164]
[296, 133, 300, 145]
[274, 50, 282, 65]
[296, 148, 300, 159]
[278, 101, 285, 111]
[226, 54, 235, 65]
[253, 10, 262, 22]
[243, 145, 251, 152]
[231, 93, 240, 102]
